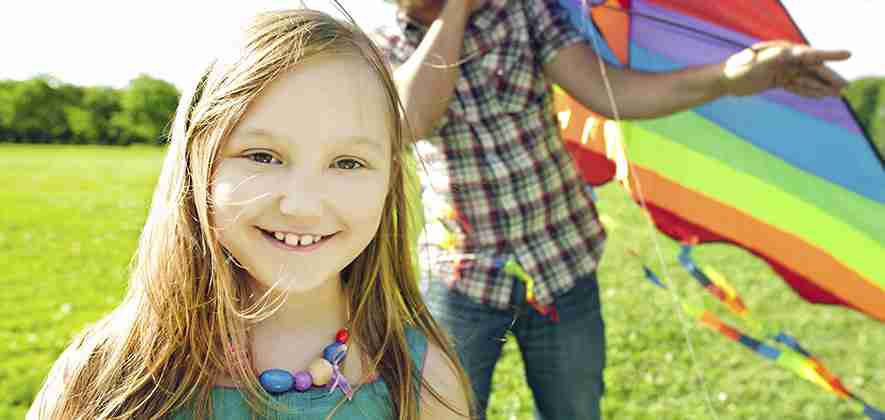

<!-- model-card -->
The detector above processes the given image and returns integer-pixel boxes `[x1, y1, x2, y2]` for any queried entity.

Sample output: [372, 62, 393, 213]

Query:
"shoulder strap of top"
[404, 326, 429, 375]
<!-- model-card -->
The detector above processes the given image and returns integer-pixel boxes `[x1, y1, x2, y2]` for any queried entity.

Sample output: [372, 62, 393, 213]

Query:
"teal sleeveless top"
[169, 328, 427, 420]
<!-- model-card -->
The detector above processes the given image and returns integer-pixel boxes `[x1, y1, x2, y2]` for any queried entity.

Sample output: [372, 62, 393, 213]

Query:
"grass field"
[1, 144, 882, 420]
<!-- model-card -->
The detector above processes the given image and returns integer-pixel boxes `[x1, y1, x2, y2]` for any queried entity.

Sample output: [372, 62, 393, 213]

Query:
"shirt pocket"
[449, 21, 536, 123]
[482, 37, 535, 115]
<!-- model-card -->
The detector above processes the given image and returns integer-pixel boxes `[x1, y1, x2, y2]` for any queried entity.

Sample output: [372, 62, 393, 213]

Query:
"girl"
[27, 6, 472, 420]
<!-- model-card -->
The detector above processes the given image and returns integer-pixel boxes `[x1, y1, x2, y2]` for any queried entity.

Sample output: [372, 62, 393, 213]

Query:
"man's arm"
[544, 40, 851, 120]
[393, 1, 473, 139]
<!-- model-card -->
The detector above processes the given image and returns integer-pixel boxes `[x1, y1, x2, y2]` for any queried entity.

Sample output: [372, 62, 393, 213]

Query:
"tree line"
[0, 75, 179, 145]
[0, 74, 882, 154]
[844, 77, 885, 157]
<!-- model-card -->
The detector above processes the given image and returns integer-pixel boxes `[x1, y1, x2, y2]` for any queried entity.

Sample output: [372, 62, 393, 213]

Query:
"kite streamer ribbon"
[639, 255, 883, 419]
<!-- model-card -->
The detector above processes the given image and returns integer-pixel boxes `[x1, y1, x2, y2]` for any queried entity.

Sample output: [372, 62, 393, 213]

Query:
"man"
[372, 1, 849, 418]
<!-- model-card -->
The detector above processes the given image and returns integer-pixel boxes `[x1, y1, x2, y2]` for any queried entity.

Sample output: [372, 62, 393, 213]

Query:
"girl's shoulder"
[411, 327, 471, 420]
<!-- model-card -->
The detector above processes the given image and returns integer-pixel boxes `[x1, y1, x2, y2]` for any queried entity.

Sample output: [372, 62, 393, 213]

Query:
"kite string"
[579, 1, 720, 418]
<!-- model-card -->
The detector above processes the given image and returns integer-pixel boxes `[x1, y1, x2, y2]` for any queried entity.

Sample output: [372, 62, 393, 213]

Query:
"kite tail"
[863, 401, 885, 420]
[641, 251, 882, 417]
[497, 257, 558, 321]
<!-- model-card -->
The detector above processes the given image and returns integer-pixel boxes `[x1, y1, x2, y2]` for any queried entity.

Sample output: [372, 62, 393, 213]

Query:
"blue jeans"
[425, 274, 606, 420]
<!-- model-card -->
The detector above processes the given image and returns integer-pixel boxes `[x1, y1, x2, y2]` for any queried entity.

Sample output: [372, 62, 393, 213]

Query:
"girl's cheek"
[343, 176, 386, 194]
[210, 162, 240, 203]
[211, 177, 246, 217]
[329, 175, 390, 216]
[209, 183, 239, 233]
[210, 165, 268, 223]
[213, 162, 270, 202]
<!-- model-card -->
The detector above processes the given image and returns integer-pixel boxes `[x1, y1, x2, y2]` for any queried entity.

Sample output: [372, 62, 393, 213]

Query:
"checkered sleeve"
[525, 0, 586, 65]
[369, 24, 409, 68]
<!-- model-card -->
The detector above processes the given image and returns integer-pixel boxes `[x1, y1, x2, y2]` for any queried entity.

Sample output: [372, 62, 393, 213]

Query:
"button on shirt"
[373, 0, 606, 311]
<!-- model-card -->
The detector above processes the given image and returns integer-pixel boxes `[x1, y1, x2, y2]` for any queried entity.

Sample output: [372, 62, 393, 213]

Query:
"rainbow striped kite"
[554, 0, 885, 321]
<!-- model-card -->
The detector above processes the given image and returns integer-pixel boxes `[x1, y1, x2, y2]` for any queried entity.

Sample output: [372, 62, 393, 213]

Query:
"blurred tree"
[112, 74, 179, 145]
[844, 77, 885, 157]
[0, 80, 15, 141]
[5, 76, 71, 143]
[65, 87, 121, 144]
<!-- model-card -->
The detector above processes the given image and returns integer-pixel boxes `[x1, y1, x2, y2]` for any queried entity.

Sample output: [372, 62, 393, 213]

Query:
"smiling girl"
[27, 7, 471, 420]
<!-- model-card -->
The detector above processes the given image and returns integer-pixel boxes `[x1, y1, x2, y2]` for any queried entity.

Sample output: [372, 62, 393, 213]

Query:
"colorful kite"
[551, 0, 885, 417]
[554, 0, 885, 321]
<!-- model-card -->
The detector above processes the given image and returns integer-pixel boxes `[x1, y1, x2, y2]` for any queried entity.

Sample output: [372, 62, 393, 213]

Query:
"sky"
[1, 0, 882, 90]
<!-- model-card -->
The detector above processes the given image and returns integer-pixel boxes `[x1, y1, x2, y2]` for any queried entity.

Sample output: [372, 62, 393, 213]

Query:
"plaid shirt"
[373, 0, 606, 311]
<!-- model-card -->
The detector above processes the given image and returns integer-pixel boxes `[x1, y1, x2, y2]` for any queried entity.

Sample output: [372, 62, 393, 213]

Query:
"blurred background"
[1, 1, 882, 419]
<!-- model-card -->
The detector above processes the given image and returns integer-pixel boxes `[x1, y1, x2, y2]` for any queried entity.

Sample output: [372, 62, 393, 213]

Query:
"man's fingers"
[795, 76, 829, 92]
[794, 48, 852, 65]
[789, 76, 840, 98]
[785, 83, 829, 98]
[809, 64, 849, 89]
[737, 40, 850, 97]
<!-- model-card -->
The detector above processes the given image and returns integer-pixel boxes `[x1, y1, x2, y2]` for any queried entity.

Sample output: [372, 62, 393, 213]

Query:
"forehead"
[231, 54, 393, 152]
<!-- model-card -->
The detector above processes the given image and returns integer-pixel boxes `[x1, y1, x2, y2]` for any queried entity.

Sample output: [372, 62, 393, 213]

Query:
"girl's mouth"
[258, 228, 337, 251]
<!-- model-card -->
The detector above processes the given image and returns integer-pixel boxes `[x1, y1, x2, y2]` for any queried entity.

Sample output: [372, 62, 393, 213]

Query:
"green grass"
[2, 144, 882, 420]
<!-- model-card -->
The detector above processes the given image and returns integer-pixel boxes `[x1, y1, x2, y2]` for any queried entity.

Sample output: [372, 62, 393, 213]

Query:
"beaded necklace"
[257, 328, 354, 400]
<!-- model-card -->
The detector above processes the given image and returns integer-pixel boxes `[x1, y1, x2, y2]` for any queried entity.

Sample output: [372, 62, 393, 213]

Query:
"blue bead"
[258, 369, 295, 394]
[323, 342, 347, 364]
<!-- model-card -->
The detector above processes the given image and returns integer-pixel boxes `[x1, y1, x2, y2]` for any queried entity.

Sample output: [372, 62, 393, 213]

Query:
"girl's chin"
[246, 272, 342, 294]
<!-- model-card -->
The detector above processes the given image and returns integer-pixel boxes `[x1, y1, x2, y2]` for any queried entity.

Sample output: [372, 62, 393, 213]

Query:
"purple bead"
[323, 342, 347, 364]
[258, 369, 294, 394]
[294, 371, 313, 392]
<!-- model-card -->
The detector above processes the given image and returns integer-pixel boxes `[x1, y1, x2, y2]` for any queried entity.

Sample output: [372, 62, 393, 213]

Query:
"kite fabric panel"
[554, 0, 885, 321]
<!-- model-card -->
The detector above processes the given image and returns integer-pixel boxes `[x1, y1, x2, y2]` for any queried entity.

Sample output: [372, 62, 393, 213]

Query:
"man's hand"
[404, 0, 486, 23]
[463, 0, 487, 13]
[722, 41, 851, 98]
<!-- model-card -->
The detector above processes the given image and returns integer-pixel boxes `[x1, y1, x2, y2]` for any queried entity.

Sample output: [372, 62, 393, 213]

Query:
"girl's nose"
[278, 177, 324, 221]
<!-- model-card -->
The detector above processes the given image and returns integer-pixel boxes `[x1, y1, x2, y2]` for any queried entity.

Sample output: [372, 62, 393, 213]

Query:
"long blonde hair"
[32, 6, 470, 420]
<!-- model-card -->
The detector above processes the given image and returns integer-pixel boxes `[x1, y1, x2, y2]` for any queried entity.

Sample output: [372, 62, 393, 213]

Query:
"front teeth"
[274, 232, 325, 247]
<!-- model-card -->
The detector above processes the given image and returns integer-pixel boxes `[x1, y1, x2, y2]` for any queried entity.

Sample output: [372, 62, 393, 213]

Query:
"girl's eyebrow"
[234, 128, 387, 155]
[230, 128, 285, 145]
[224, 128, 282, 151]
[330, 135, 387, 155]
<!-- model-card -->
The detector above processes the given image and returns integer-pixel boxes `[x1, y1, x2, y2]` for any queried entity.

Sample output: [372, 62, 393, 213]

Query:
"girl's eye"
[246, 152, 281, 165]
[332, 158, 365, 170]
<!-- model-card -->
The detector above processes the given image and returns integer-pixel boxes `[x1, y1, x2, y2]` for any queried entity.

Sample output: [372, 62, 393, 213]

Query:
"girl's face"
[211, 54, 393, 294]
